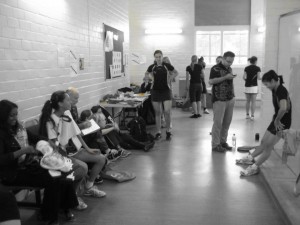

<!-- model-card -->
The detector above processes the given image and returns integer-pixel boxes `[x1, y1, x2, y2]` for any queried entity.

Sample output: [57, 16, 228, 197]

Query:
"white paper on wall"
[104, 31, 114, 52]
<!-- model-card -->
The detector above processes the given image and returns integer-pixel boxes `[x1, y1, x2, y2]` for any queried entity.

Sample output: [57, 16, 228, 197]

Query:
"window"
[195, 28, 249, 66]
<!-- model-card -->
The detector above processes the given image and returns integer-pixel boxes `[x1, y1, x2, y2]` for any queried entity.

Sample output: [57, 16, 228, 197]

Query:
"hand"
[224, 73, 235, 80]
[114, 123, 120, 131]
[274, 119, 285, 131]
[84, 121, 92, 129]
[86, 148, 100, 154]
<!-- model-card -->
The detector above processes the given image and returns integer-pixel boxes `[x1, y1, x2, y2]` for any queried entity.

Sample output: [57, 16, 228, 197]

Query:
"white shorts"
[245, 86, 258, 94]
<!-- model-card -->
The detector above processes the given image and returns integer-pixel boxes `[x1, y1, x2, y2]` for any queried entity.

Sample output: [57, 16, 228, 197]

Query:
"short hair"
[223, 51, 235, 58]
[80, 110, 92, 121]
[154, 50, 163, 56]
[66, 87, 78, 95]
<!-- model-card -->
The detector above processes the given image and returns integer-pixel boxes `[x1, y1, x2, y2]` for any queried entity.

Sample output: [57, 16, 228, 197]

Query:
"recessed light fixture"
[145, 28, 183, 34]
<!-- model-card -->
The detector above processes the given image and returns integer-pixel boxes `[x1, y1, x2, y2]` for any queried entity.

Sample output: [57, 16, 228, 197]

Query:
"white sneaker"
[84, 185, 106, 198]
[204, 109, 210, 114]
[250, 116, 254, 121]
[240, 164, 259, 176]
[236, 154, 254, 165]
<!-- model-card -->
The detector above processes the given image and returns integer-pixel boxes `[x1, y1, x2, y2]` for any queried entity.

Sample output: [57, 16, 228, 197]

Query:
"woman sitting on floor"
[0, 100, 78, 225]
[91, 105, 154, 153]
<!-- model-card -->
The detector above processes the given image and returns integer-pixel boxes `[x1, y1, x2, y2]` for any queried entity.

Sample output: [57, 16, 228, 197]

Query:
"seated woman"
[91, 106, 154, 152]
[38, 91, 106, 198]
[140, 76, 152, 93]
[0, 100, 78, 225]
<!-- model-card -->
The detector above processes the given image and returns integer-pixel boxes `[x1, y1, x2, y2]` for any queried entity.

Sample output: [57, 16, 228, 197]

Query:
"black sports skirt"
[151, 89, 172, 102]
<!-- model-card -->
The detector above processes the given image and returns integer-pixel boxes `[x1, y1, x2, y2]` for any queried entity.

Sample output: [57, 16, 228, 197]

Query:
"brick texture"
[0, 0, 129, 121]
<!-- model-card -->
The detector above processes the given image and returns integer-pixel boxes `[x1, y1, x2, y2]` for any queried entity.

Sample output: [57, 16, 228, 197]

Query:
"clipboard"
[81, 119, 100, 136]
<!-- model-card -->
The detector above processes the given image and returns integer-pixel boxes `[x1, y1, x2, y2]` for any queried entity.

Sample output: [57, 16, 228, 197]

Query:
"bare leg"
[191, 102, 198, 114]
[152, 101, 162, 134]
[250, 94, 257, 116]
[202, 94, 207, 109]
[245, 93, 251, 115]
[163, 100, 172, 132]
[197, 101, 201, 115]
[251, 130, 281, 166]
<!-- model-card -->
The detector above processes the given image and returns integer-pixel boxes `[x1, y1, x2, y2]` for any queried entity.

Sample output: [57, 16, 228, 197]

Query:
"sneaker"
[84, 185, 106, 198]
[221, 142, 232, 151]
[75, 197, 88, 210]
[250, 116, 254, 121]
[155, 133, 162, 140]
[166, 131, 172, 141]
[246, 114, 250, 119]
[94, 175, 104, 184]
[204, 109, 210, 114]
[212, 145, 225, 152]
[64, 209, 75, 222]
[190, 114, 198, 118]
[197, 114, 202, 118]
[119, 149, 131, 158]
[107, 150, 121, 162]
[144, 141, 155, 152]
[236, 154, 254, 165]
[240, 164, 259, 176]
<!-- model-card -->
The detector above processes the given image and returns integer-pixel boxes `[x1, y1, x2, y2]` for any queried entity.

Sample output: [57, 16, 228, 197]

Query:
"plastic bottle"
[16, 123, 28, 148]
[232, 134, 236, 147]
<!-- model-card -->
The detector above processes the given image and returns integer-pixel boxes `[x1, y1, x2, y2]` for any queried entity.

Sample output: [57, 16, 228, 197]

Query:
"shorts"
[245, 86, 258, 94]
[201, 80, 207, 94]
[189, 83, 203, 102]
[267, 117, 291, 135]
[151, 89, 172, 102]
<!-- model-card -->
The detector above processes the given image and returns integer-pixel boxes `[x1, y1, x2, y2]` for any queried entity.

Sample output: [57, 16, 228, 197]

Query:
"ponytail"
[262, 70, 284, 85]
[39, 90, 67, 138]
[39, 100, 54, 138]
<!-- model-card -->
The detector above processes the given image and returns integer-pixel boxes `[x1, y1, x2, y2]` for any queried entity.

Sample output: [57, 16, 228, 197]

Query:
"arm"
[169, 69, 178, 80]
[200, 69, 205, 80]
[186, 71, 190, 90]
[274, 100, 288, 130]
[77, 121, 92, 130]
[243, 72, 247, 81]
[257, 72, 261, 80]
[77, 135, 100, 154]
[101, 126, 115, 135]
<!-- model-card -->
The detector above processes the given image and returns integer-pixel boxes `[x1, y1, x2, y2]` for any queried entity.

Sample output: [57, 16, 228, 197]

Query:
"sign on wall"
[103, 24, 125, 79]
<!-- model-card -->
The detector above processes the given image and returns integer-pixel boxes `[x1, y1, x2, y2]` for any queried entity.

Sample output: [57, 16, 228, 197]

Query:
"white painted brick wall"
[0, 0, 130, 121]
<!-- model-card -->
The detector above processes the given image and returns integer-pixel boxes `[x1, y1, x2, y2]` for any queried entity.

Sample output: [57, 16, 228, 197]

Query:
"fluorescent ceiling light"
[145, 28, 183, 34]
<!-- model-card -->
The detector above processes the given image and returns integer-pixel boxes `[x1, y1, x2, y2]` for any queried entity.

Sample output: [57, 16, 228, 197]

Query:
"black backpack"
[127, 116, 149, 142]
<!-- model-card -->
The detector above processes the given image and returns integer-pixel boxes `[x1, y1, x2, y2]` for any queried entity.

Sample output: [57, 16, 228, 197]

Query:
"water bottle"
[232, 134, 236, 147]
[16, 123, 28, 148]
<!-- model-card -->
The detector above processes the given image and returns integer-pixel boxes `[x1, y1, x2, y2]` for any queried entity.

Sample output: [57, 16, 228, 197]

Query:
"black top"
[209, 62, 235, 103]
[0, 127, 45, 182]
[272, 84, 292, 121]
[244, 65, 261, 87]
[186, 64, 203, 84]
[147, 62, 174, 90]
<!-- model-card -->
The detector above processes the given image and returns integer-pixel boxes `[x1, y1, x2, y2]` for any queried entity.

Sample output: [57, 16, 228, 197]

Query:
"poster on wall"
[103, 24, 125, 79]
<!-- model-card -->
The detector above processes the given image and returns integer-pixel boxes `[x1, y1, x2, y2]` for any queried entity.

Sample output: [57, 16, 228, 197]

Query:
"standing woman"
[236, 70, 292, 176]
[243, 56, 261, 120]
[145, 50, 178, 140]
[186, 55, 204, 118]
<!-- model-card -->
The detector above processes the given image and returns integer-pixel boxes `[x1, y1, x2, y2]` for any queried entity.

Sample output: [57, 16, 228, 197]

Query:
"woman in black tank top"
[145, 50, 178, 141]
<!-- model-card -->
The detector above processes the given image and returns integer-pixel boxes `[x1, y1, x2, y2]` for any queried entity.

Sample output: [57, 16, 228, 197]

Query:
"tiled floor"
[21, 107, 286, 225]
